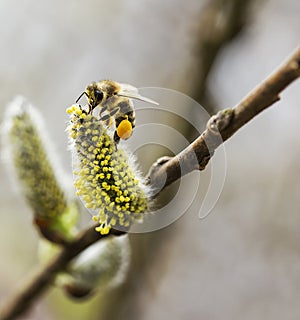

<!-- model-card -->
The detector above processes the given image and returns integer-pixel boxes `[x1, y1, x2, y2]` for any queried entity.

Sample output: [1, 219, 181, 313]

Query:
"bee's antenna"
[76, 91, 88, 103]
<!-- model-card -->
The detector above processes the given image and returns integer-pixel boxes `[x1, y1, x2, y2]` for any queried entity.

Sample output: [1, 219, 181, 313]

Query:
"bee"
[76, 80, 158, 144]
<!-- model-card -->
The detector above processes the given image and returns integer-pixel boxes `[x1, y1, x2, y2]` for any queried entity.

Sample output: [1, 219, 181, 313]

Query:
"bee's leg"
[113, 131, 120, 145]
[126, 111, 135, 129]
[99, 104, 108, 117]
[85, 102, 93, 114]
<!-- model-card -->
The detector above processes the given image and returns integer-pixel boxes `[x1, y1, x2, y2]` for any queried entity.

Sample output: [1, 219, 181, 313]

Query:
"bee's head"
[85, 82, 105, 110]
[79, 81, 120, 112]
[76, 82, 104, 112]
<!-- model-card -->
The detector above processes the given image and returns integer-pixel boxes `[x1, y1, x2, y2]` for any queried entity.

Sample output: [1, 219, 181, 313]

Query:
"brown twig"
[148, 46, 300, 196]
[0, 46, 299, 320]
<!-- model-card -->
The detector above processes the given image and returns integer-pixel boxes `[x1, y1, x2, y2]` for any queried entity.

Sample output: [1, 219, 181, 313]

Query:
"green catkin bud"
[59, 235, 130, 298]
[66, 104, 150, 234]
[2, 96, 78, 243]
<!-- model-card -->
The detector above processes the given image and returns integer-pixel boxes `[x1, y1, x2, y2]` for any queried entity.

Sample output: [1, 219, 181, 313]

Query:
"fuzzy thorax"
[67, 105, 149, 234]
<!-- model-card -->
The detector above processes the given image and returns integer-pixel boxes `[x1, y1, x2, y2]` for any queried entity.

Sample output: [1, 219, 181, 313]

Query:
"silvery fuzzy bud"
[59, 235, 130, 298]
[2, 96, 78, 243]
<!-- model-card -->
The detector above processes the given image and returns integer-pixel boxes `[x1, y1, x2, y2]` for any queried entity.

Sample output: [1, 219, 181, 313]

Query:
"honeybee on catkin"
[76, 80, 158, 144]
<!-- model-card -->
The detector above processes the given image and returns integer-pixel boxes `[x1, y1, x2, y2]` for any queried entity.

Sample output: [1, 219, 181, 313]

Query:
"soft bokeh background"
[0, 0, 300, 319]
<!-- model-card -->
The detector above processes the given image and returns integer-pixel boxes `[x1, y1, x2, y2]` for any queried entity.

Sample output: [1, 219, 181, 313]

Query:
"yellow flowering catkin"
[67, 105, 149, 235]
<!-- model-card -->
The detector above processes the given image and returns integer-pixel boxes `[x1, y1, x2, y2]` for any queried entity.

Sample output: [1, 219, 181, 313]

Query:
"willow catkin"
[67, 104, 150, 235]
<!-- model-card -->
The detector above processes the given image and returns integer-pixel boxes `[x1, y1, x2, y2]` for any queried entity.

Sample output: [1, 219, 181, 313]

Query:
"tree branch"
[0, 46, 299, 320]
[0, 227, 125, 320]
[148, 46, 300, 195]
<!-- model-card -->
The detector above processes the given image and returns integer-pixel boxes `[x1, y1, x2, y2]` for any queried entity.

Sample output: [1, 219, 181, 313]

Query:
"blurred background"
[0, 0, 300, 319]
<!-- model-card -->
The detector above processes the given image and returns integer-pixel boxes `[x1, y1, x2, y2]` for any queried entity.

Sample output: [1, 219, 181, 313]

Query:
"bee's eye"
[94, 89, 104, 103]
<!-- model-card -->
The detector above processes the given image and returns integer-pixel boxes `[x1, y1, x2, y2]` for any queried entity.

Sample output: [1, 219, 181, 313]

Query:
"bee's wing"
[117, 83, 159, 105]
[118, 83, 139, 94]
